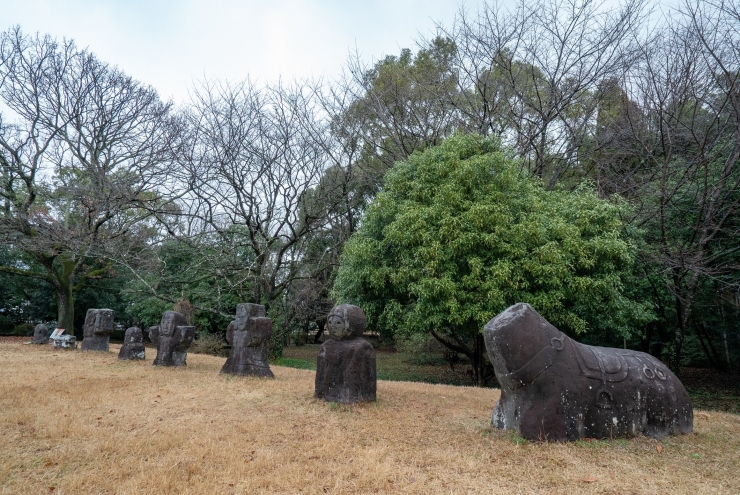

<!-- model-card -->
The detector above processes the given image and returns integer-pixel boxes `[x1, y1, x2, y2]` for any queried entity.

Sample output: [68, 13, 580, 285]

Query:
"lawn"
[281, 344, 474, 386]
[283, 344, 740, 414]
[2, 338, 739, 494]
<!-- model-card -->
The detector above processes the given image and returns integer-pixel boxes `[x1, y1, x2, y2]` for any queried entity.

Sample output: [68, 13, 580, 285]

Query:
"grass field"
[2, 338, 739, 494]
[282, 344, 740, 414]
[281, 344, 474, 385]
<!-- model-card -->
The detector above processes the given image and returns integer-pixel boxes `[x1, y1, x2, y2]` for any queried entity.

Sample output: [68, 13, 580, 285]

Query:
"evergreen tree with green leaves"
[333, 134, 653, 385]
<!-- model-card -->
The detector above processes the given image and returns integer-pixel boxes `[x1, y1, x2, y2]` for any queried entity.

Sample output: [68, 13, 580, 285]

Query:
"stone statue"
[81, 309, 114, 351]
[483, 303, 693, 441]
[118, 326, 146, 360]
[221, 303, 274, 377]
[149, 310, 195, 366]
[32, 324, 50, 344]
[52, 334, 77, 349]
[315, 304, 376, 404]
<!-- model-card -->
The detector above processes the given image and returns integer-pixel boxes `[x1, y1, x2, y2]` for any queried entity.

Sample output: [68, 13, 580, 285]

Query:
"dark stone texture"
[484, 303, 693, 441]
[81, 309, 114, 352]
[118, 327, 145, 360]
[221, 303, 274, 378]
[32, 324, 50, 344]
[315, 305, 376, 404]
[150, 311, 195, 366]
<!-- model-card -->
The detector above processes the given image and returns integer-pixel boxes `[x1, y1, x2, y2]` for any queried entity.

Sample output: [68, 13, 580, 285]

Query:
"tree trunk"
[668, 290, 687, 374]
[50, 256, 77, 337]
[430, 329, 493, 387]
[56, 282, 74, 336]
[472, 333, 492, 387]
[313, 318, 325, 344]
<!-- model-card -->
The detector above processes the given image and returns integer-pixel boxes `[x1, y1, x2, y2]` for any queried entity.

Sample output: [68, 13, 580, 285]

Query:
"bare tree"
[332, 38, 462, 191]
[444, 0, 647, 188]
[612, 0, 740, 369]
[0, 28, 178, 333]
[179, 78, 335, 314]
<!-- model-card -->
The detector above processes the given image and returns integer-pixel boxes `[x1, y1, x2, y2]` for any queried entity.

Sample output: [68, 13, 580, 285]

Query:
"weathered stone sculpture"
[32, 324, 50, 344]
[81, 309, 114, 351]
[118, 326, 146, 360]
[484, 303, 693, 441]
[52, 334, 77, 349]
[221, 303, 274, 377]
[315, 304, 376, 404]
[150, 311, 195, 366]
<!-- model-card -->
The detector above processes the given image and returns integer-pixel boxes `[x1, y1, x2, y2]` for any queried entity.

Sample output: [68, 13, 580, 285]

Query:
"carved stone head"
[83, 309, 114, 337]
[484, 302, 566, 380]
[235, 303, 266, 332]
[124, 326, 143, 344]
[160, 310, 188, 337]
[326, 304, 366, 340]
[93, 309, 115, 335]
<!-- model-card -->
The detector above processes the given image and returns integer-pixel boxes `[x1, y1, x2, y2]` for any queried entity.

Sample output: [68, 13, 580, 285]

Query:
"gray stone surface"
[221, 303, 274, 378]
[80, 308, 114, 352]
[52, 334, 77, 349]
[32, 324, 50, 344]
[150, 311, 195, 367]
[118, 326, 146, 360]
[315, 305, 376, 404]
[484, 303, 693, 441]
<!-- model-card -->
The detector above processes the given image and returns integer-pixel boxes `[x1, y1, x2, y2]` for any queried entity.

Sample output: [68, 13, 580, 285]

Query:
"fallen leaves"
[581, 477, 598, 483]
[656, 445, 663, 453]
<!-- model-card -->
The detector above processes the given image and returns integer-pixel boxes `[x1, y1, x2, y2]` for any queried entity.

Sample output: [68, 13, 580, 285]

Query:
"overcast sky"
[0, 0, 492, 104]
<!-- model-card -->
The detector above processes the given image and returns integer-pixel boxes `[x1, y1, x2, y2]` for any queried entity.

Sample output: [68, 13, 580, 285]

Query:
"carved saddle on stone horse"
[484, 303, 693, 441]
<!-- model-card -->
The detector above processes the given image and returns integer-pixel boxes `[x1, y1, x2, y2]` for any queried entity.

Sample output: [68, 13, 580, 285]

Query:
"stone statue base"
[315, 338, 376, 404]
[81, 335, 110, 352]
[52, 335, 77, 349]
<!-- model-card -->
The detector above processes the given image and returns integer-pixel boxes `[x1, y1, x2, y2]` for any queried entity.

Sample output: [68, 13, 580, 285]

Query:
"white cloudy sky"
[0, 0, 492, 104]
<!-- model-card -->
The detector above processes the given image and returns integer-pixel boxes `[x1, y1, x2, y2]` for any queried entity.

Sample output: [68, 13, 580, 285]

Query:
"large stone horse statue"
[483, 303, 693, 441]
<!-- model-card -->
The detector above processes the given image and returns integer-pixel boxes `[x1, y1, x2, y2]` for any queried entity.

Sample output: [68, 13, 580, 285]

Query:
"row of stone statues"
[219, 302, 377, 404]
[29, 301, 693, 442]
[33, 303, 378, 404]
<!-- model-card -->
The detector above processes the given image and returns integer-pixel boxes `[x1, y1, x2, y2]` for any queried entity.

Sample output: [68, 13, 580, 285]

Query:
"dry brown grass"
[1, 339, 739, 495]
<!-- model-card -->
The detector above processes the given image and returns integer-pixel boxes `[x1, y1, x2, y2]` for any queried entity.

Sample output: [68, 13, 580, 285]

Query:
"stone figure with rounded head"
[315, 304, 376, 404]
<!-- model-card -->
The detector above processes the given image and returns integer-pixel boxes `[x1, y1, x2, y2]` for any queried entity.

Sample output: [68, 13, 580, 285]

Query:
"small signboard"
[49, 328, 65, 340]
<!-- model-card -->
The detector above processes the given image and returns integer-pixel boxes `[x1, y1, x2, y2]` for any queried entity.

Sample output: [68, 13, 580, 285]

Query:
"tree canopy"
[332, 133, 653, 384]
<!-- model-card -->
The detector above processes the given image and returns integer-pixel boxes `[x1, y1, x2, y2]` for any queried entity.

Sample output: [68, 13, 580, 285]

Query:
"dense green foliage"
[333, 134, 653, 382]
